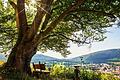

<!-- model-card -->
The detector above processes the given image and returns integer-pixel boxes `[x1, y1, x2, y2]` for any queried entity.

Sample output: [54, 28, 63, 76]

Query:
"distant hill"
[1, 49, 120, 64]
[32, 49, 120, 64]
[71, 49, 120, 64]
[0, 53, 59, 63]
[31, 54, 59, 63]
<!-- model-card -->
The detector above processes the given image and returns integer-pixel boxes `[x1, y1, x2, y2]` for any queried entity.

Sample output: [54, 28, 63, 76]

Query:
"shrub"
[0, 66, 35, 80]
[50, 64, 120, 80]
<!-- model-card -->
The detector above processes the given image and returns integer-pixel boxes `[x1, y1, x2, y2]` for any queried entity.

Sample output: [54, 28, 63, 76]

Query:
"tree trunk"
[4, 41, 37, 76]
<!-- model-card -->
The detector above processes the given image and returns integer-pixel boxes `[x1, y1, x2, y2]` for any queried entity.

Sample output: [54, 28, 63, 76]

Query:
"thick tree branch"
[9, 1, 19, 29]
[42, 0, 85, 36]
[9, 0, 16, 9]
[9, 0, 27, 43]
[57, 33, 90, 44]
[34, 0, 85, 45]
[17, 0, 28, 34]
[39, 33, 90, 46]
[78, 8, 116, 18]
[29, 0, 53, 39]
[41, 11, 51, 30]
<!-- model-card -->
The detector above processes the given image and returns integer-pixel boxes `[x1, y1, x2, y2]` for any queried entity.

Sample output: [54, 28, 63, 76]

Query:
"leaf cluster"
[0, 0, 120, 56]
[0, 1, 17, 52]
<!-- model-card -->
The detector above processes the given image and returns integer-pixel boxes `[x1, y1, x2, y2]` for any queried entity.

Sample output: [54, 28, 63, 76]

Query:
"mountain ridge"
[71, 49, 120, 63]
[0, 49, 120, 64]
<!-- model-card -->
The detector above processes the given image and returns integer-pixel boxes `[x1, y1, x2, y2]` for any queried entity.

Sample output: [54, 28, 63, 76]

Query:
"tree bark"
[4, 40, 37, 75]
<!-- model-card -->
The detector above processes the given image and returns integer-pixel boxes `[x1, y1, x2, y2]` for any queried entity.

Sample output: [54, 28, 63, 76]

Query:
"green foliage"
[51, 64, 66, 77]
[0, 66, 35, 80]
[1, 64, 120, 80]
[0, 1, 17, 53]
[36, 0, 120, 56]
[50, 64, 120, 80]
[50, 64, 74, 79]
[98, 73, 120, 80]
[0, 0, 120, 56]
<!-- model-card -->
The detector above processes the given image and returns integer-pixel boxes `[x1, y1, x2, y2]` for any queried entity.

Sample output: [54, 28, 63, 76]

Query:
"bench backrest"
[33, 62, 45, 71]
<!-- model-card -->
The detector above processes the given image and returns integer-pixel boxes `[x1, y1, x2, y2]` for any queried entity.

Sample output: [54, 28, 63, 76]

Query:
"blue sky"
[38, 25, 120, 59]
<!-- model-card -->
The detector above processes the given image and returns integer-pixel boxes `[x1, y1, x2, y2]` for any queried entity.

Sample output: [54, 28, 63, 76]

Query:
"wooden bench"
[32, 62, 50, 78]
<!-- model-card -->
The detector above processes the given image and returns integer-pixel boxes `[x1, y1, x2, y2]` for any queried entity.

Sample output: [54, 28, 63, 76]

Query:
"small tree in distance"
[0, 0, 120, 76]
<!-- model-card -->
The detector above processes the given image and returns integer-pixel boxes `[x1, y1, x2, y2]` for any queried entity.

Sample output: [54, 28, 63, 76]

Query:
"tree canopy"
[0, 0, 120, 56]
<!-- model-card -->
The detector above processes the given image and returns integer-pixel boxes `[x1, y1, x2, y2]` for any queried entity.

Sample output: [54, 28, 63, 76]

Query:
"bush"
[0, 66, 35, 80]
[50, 64, 120, 80]
[50, 64, 74, 79]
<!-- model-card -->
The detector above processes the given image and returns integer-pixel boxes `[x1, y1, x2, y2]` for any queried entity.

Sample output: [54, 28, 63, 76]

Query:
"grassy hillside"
[71, 49, 120, 64]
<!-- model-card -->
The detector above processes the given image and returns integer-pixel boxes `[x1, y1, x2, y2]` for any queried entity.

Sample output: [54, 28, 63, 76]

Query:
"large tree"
[0, 0, 120, 76]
